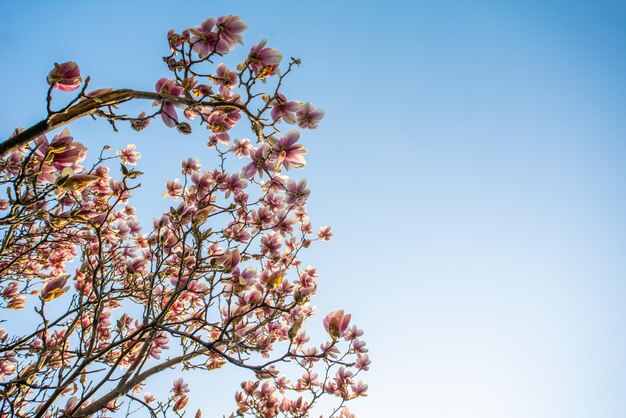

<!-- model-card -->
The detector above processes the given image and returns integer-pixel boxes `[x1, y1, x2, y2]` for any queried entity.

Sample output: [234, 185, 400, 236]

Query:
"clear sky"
[1, 0, 626, 417]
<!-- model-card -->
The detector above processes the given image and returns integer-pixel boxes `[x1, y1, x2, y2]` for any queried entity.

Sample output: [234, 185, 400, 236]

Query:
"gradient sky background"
[1, 1, 626, 417]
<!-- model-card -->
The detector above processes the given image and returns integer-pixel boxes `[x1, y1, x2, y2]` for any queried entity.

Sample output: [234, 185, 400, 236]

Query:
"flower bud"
[41, 275, 70, 302]
[47, 62, 82, 92]
[176, 122, 192, 135]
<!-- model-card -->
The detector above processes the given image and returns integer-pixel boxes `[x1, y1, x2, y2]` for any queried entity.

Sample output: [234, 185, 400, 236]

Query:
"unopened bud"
[177, 122, 192, 135]
[288, 318, 303, 340]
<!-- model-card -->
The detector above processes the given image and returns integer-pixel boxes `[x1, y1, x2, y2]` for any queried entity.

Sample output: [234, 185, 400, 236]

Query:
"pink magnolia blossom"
[167, 29, 182, 53]
[271, 131, 307, 170]
[242, 145, 270, 179]
[47, 62, 82, 92]
[230, 138, 252, 158]
[202, 109, 241, 133]
[191, 18, 230, 57]
[0, 353, 16, 378]
[296, 102, 325, 129]
[260, 233, 281, 256]
[131, 111, 150, 131]
[216, 15, 247, 46]
[207, 133, 230, 147]
[46, 132, 87, 169]
[35, 129, 87, 183]
[7, 295, 26, 310]
[117, 144, 141, 165]
[41, 275, 70, 302]
[263, 192, 284, 212]
[339, 407, 358, 418]
[2, 282, 19, 299]
[323, 310, 351, 340]
[224, 223, 251, 243]
[126, 258, 146, 274]
[351, 381, 368, 397]
[181, 158, 201, 174]
[191, 83, 214, 98]
[149, 333, 170, 359]
[285, 179, 310, 205]
[345, 325, 364, 339]
[295, 371, 319, 390]
[154, 78, 183, 128]
[181, 28, 191, 42]
[248, 40, 282, 77]
[172, 378, 190, 396]
[218, 173, 247, 199]
[317, 225, 333, 241]
[191, 171, 216, 194]
[355, 354, 371, 371]
[216, 248, 240, 272]
[269, 94, 302, 124]
[163, 179, 183, 199]
[262, 173, 289, 193]
[144, 393, 156, 404]
[274, 211, 296, 237]
[4, 283, 25, 310]
[212, 63, 239, 94]
[351, 339, 368, 354]
[203, 110, 241, 147]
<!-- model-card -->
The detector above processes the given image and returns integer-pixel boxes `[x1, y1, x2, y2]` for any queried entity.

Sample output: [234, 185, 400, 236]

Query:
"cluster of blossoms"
[0, 15, 367, 418]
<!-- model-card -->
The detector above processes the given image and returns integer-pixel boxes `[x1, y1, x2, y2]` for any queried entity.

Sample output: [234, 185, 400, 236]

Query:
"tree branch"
[71, 349, 208, 417]
[0, 89, 244, 157]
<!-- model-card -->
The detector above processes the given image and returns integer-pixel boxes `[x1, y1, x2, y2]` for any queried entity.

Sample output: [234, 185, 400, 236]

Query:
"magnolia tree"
[0, 15, 369, 418]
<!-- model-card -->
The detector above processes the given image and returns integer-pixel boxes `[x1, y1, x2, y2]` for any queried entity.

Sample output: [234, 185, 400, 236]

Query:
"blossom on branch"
[117, 144, 141, 165]
[247, 39, 282, 77]
[216, 15, 247, 46]
[41, 275, 70, 302]
[191, 18, 231, 57]
[269, 93, 302, 124]
[47, 61, 82, 92]
[296, 102, 325, 129]
[271, 131, 307, 171]
[324, 310, 352, 340]
[155, 78, 183, 128]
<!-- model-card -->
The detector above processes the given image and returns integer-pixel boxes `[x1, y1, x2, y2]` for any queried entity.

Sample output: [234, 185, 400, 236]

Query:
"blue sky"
[1, 1, 625, 417]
